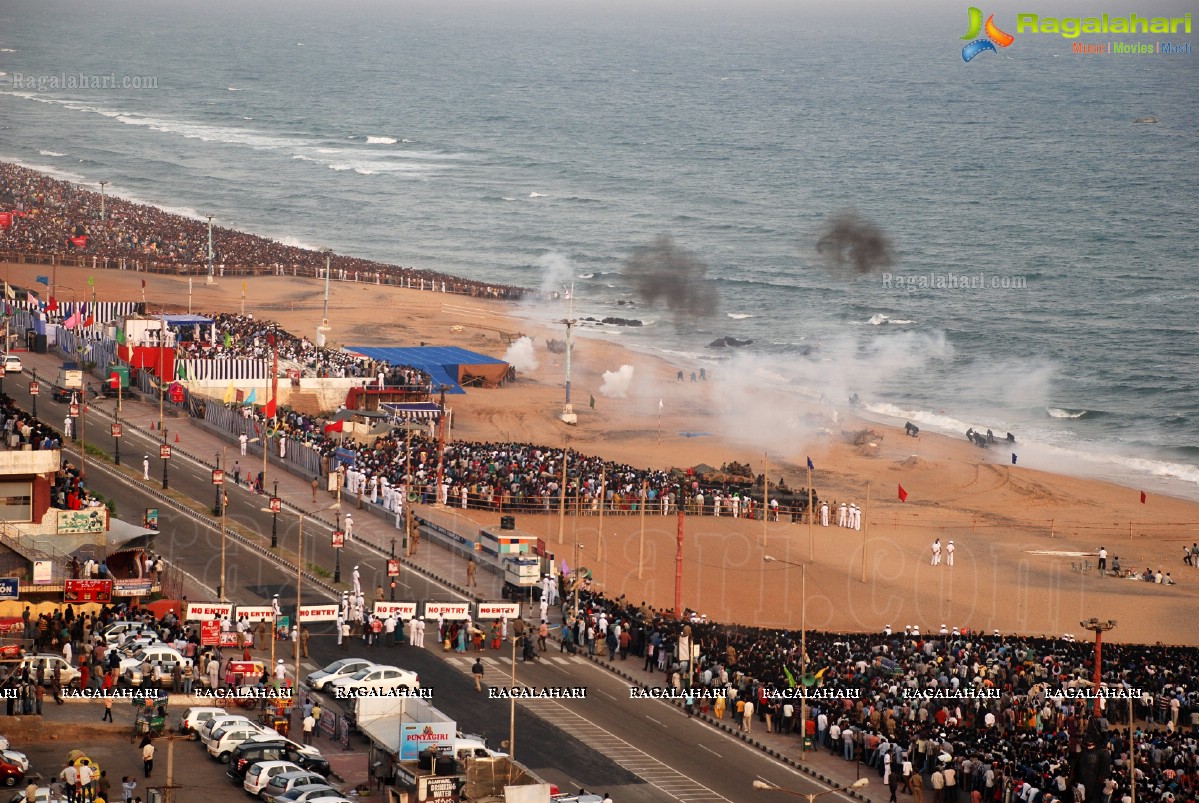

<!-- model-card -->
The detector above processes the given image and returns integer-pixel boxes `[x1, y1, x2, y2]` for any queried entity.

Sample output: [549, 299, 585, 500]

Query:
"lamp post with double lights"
[215, 440, 258, 601]
[270, 481, 280, 549]
[332, 521, 344, 585]
[111, 422, 122, 466]
[764, 554, 808, 759]
[752, 777, 870, 801]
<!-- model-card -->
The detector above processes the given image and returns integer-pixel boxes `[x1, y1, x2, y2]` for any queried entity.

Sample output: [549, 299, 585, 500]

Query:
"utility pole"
[1081, 618, 1117, 717]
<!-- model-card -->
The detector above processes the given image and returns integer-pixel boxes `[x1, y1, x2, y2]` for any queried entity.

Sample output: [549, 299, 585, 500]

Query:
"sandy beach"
[12, 263, 1199, 645]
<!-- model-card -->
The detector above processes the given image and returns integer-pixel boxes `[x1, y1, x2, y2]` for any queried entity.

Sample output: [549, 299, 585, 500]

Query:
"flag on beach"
[223, 383, 235, 404]
[1140, 491, 1147, 504]
[36, 276, 49, 286]
[63, 307, 81, 329]
[0, 213, 11, 230]
[323, 420, 344, 434]
[589, 394, 596, 410]
[658, 398, 664, 411]
[69, 236, 87, 248]
[807, 456, 815, 471]
[263, 397, 277, 420]
[25, 292, 36, 305]
[46, 296, 58, 313]
[243, 389, 257, 406]
[223, 331, 232, 348]
[3, 283, 12, 300]
[141, 279, 146, 289]
[783, 666, 797, 689]
[897, 484, 908, 502]
[87, 275, 95, 287]
[115, 327, 126, 345]
[1011, 453, 1018, 465]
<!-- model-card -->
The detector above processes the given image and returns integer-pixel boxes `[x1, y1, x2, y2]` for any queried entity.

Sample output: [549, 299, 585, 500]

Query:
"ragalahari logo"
[961, 7, 1015, 61]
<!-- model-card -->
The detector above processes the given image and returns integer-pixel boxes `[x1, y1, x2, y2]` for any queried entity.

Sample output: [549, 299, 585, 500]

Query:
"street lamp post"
[752, 777, 869, 801]
[99, 180, 108, 220]
[111, 422, 121, 466]
[333, 512, 343, 584]
[318, 248, 332, 346]
[270, 481, 280, 549]
[571, 542, 584, 619]
[765, 555, 807, 759]
[1080, 617, 1117, 718]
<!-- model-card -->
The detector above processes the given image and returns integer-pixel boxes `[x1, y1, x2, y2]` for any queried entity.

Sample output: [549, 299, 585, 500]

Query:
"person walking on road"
[143, 455, 150, 481]
[140, 737, 154, 778]
[472, 658, 484, 692]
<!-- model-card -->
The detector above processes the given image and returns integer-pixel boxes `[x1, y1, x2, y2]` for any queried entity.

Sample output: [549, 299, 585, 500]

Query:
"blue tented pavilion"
[344, 346, 509, 394]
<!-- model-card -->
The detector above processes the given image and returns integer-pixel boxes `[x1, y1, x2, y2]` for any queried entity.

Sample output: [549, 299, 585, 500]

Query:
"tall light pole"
[158, 311, 169, 490]
[435, 385, 450, 506]
[98, 181, 108, 220]
[206, 215, 215, 284]
[270, 481, 280, 549]
[1080, 618, 1117, 718]
[318, 248, 333, 347]
[765, 555, 807, 759]
[571, 542, 584, 619]
[559, 284, 577, 425]
[752, 777, 869, 801]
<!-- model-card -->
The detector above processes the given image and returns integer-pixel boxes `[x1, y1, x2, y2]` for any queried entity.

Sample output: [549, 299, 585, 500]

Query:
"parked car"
[6, 787, 50, 803]
[326, 665, 419, 695]
[277, 786, 344, 803]
[234, 736, 328, 775]
[260, 771, 328, 803]
[2, 355, 22, 374]
[305, 658, 374, 691]
[199, 714, 255, 743]
[13, 655, 81, 688]
[0, 755, 24, 787]
[0, 753, 28, 774]
[242, 761, 304, 796]
[207, 724, 271, 763]
[180, 706, 228, 740]
[119, 646, 191, 686]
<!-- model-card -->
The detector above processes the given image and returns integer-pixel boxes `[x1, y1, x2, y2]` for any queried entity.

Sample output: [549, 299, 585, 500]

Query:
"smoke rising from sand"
[815, 209, 897, 276]
[533, 251, 576, 296]
[503, 336, 539, 374]
[624, 234, 719, 325]
[600, 365, 635, 398]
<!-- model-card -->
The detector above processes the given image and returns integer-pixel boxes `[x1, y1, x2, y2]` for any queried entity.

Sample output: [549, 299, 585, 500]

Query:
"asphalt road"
[6, 358, 838, 802]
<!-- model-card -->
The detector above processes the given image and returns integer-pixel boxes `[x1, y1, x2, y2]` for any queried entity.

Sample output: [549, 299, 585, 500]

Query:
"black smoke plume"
[623, 234, 719, 324]
[815, 209, 896, 275]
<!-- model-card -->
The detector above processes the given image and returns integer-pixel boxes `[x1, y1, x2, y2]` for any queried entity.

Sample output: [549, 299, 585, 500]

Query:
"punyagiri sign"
[186, 602, 234, 621]
[423, 602, 470, 619]
[399, 721, 456, 761]
[476, 602, 520, 620]
[298, 604, 339, 622]
[374, 602, 417, 619]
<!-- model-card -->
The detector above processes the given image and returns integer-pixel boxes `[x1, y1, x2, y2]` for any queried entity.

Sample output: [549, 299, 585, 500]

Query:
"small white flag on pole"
[658, 398, 664, 411]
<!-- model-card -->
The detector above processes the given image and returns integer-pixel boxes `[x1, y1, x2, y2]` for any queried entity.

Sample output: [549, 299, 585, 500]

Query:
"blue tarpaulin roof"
[345, 346, 508, 394]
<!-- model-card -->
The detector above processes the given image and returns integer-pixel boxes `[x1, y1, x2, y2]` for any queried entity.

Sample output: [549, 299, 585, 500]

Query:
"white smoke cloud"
[599, 365, 635, 398]
[533, 251, 576, 296]
[503, 336, 539, 374]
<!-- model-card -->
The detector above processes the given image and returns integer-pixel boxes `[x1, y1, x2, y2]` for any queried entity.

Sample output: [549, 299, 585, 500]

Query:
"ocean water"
[1, 0, 1197, 496]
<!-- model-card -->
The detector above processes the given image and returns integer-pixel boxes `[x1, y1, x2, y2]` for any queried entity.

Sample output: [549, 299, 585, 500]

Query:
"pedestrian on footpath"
[143, 456, 150, 481]
[302, 712, 315, 745]
[472, 658, 484, 692]
[140, 737, 154, 779]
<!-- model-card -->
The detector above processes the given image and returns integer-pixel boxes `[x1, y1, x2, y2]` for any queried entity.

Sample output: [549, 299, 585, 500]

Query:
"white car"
[260, 771, 328, 803]
[2, 355, 21, 374]
[278, 785, 344, 803]
[180, 706, 227, 739]
[14, 655, 80, 688]
[199, 714, 255, 744]
[0, 751, 28, 773]
[0, 736, 8, 751]
[305, 658, 375, 691]
[120, 646, 191, 686]
[243, 761, 304, 796]
[327, 665, 419, 695]
[102, 621, 150, 642]
[207, 724, 270, 763]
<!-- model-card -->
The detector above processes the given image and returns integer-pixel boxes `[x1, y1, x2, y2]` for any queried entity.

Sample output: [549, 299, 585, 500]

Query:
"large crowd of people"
[0, 161, 528, 300]
[563, 586, 1199, 803]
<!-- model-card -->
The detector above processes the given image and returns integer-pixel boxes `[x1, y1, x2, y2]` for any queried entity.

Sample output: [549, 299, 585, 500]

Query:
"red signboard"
[64, 579, 113, 603]
[111, 423, 123, 437]
[159, 444, 172, 459]
[331, 530, 345, 549]
[200, 621, 221, 646]
[28, 382, 39, 396]
[387, 560, 400, 577]
[69, 403, 79, 416]
[269, 497, 281, 513]
[212, 469, 225, 485]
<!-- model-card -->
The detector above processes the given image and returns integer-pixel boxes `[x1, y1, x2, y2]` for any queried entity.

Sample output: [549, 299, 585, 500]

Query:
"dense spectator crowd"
[176, 312, 432, 384]
[560, 586, 1199, 803]
[0, 161, 528, 300]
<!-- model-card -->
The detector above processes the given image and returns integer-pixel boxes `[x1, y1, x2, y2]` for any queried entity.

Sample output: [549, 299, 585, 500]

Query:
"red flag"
[1140, 491, 1147, 504]
[263, 397, 277, 420]
[47, 296, 58, 312]
[70, 235, 87, 248]
[141, 279, 146, 288]
[898, 484, 908, 503]
[0, 212, 12, 229]
[323, 420, 343, 434]
[83, 316, 94, 327]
